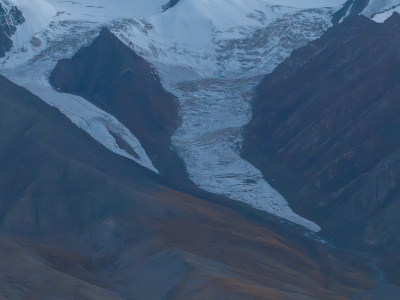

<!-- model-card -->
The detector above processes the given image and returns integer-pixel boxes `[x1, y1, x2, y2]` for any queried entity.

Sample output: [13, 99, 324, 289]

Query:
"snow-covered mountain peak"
[1, 0, 347, 74]
[46, 0, 167, 20]
[114, 0, 346, 80]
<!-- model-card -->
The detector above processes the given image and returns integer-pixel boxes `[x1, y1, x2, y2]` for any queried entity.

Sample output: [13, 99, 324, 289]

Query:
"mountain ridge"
[243, 12, 400, 284]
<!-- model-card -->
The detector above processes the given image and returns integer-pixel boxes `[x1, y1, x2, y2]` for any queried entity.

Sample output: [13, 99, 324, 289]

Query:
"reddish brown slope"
[243, 13, 400, 282]
[0, 75, 376, 299]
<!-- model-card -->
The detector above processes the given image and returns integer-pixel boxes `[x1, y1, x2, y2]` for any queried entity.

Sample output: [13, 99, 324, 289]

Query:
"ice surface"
[171, 77, 321, 232]
[114, 0, 343, 79]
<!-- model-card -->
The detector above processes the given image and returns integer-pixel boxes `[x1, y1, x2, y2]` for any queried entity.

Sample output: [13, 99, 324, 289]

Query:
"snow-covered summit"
[113, 0, 346, 79]
[1, 0, 347, 74]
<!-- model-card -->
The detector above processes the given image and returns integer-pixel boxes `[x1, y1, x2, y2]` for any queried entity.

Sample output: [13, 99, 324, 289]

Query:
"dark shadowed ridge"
[0, 3, 25, 57]
[331, 0, 370, 24]
[162, 0, 181, 12]
[243, 12, 400, 284]
[0, 75, 377, 299]
[50, 28, 191, 189]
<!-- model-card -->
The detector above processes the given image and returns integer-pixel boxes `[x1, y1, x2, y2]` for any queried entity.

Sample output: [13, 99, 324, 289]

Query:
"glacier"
[0, 0, 351, 232]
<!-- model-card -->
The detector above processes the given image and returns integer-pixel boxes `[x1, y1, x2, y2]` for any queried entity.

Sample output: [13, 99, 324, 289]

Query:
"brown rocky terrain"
[0, 65, 377, 299]
[243, 13, 400, 284]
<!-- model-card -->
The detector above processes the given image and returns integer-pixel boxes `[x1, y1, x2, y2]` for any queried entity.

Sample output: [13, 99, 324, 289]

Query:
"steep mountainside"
[2, 0, 400, 297]
[243, 13, 400, 282]
[0, 75, 376, 299]
[50, 28, 189, 185]
[0, 1, 24, 57]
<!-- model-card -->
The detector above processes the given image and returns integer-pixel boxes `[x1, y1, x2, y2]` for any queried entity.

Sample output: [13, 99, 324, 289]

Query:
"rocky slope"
[0, 75, 377, 299]
[243, 12, 400, 283]
[0, 1, 24, 57]
[1, 0, 400, 297]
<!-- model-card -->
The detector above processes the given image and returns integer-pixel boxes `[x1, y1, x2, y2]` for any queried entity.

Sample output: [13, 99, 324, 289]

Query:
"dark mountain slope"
[0, 3, 25, 57]
[243, 13, 400, 282]
[332, 0, 370, 24]
[50, 28, 189, 187]
[0, 75, 376, 299]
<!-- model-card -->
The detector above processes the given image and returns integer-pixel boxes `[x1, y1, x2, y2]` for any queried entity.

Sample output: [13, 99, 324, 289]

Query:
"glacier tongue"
[170, 77, 321, 232]
[0, 0, 348, 231]
[124, 1, 341, 232]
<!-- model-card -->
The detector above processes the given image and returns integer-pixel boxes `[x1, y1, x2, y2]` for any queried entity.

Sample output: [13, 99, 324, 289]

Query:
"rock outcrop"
[162, 0, 181, 11]
[0, 2, 24, 57]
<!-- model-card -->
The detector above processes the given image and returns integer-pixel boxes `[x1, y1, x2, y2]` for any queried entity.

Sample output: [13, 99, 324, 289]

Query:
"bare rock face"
[50, 28, 190, 187]
[243, 13, 400, 279]
[0, 3, 24, 57]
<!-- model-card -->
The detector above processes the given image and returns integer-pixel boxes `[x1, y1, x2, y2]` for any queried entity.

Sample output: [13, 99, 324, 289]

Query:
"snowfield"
[0, 0, 355, 232]
[115, 0, 343, 78]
